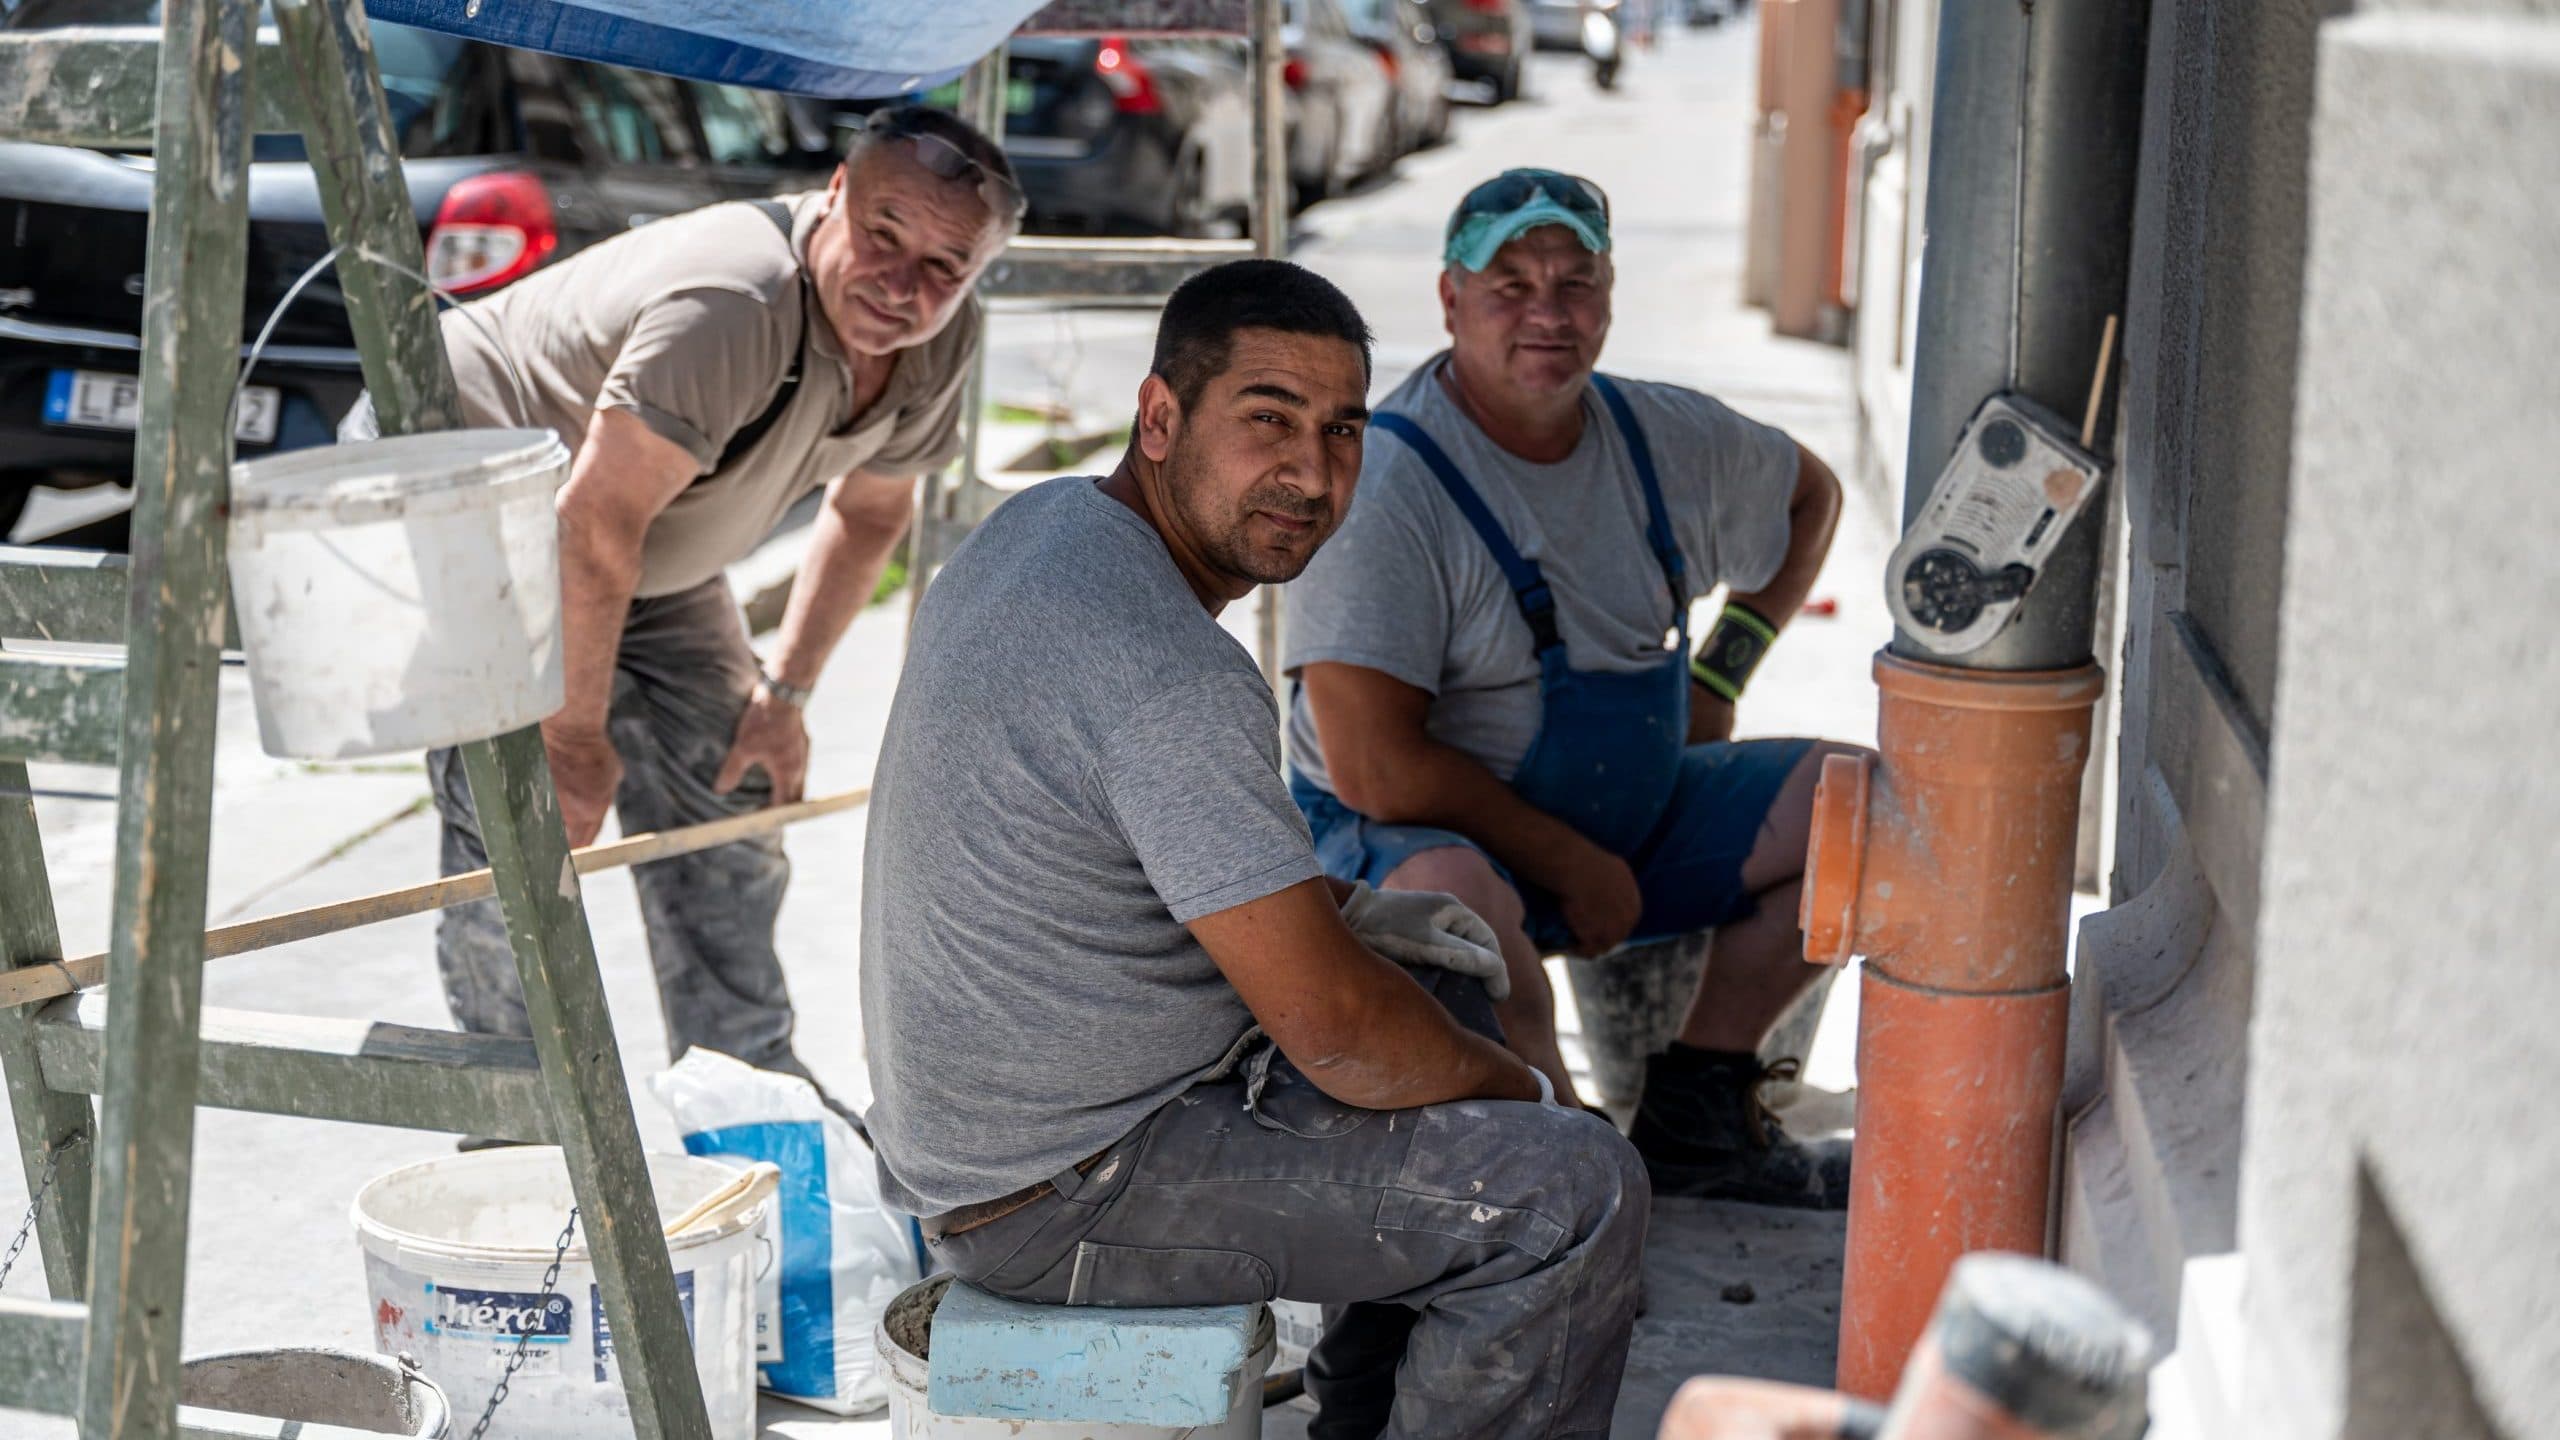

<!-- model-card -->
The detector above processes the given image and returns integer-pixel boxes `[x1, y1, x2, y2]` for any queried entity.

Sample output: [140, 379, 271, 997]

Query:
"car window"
[3, 4, 495, 159]
[2, 0, 153, 24]
[559, 64, 698, 166]
[686, 81, 790, 166]
[368, 24, 486, 156]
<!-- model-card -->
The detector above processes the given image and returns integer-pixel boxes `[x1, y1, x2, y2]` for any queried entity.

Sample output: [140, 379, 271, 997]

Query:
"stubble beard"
[1164, 433, 1333, 586]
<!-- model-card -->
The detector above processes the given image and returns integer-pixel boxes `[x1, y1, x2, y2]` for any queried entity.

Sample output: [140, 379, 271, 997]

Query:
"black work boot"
[1627, 1044, 1851, 1210]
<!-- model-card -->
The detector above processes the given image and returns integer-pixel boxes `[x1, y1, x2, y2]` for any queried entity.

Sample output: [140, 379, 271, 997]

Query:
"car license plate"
[43, 368, 278, 445]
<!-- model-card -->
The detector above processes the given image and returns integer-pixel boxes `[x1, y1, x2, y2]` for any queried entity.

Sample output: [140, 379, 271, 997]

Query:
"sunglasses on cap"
[854, 109, 1028, 225]
[1447, 169, 1611, 239]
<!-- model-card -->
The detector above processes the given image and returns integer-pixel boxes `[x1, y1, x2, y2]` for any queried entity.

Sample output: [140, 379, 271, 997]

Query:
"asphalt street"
[0, 13, 1895, 1436]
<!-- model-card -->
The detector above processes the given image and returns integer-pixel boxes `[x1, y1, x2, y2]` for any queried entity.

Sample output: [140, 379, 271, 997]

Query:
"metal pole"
[914, 48, 1012, 630]
[1891, 0, 2150, 672]
[1250, 0, 1288, 686]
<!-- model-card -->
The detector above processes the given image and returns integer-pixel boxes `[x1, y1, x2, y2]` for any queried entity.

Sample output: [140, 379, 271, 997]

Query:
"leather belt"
[924, 1149, 1109, 1242]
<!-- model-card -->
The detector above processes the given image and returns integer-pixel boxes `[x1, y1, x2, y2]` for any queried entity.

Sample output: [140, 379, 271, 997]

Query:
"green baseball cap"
[1444, 169, 1613, 272]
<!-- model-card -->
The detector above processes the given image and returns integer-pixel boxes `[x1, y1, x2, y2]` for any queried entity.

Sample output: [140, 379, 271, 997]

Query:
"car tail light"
[426, 171, 558, 296]
[1094, 37, 1163, 114]
[1370, 42, 1399, 82]
[1283, 56, 1309, 89]
[1463, 0, 1506, 12]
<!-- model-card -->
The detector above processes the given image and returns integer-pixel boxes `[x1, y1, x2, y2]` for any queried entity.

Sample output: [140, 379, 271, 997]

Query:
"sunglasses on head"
[1449, 170, 1610, 235]
[857, 109, 1028, 224]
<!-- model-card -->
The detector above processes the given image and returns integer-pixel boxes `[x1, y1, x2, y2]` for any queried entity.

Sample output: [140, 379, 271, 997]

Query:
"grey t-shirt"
[1283, 355, 1800, 792]
[861, 477, 1322, 1216]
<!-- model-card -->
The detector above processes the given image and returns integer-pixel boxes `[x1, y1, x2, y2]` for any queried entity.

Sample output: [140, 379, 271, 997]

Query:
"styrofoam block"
[925, 1282, 1255, 1426]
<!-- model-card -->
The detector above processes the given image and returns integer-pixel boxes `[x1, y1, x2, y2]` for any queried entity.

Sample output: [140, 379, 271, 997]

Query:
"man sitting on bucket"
[862, 259, 1647, 1439]
[1284, 168, 1870, 1208]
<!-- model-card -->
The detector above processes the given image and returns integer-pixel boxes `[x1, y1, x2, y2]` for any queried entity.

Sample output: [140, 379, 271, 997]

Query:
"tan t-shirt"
[439, 190, 980, 598]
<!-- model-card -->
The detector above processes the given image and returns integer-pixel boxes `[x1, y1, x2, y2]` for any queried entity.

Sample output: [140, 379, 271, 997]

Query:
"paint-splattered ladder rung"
[0, 1295, 85, 1418]
[0, 653, 124, 766]
[33, 998, 561, 1143]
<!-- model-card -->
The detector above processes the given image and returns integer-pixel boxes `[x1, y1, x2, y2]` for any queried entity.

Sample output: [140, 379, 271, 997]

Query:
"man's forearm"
[767, 483, 913, 690]
[1725, 449, 1843, 641]
[551, 525, 644, 734]
[1296, 962, 1541, 1111]
[1345, 736, 1597, 898]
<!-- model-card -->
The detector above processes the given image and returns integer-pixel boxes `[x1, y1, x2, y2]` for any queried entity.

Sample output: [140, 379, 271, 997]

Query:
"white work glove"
[1338, 881, 1511, 1001]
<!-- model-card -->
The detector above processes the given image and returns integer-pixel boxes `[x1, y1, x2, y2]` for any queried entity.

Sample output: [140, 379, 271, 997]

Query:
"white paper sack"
[649, 1050, 921, 1415]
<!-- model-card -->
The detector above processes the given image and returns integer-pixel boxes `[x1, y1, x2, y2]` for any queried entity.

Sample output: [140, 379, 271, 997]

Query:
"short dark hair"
[1150, 260, 1373, 411]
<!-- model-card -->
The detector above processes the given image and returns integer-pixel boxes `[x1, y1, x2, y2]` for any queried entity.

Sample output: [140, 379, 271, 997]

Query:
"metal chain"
[465, 1206, 579, 1440]
[0, 1133, 85, 1290]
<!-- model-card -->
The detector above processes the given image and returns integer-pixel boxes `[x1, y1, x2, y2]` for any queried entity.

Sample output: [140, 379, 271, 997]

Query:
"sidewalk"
[0, 19, 1893, 1439]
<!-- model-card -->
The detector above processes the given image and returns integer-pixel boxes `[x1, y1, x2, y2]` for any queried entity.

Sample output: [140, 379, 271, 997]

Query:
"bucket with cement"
[228, 427, 569, 760]
[875, 1275, 1275, 1439]
[1564, 935, 1838, 1110]
[352, 1146, 763, 1440]
[181, 1347, 448, 1435]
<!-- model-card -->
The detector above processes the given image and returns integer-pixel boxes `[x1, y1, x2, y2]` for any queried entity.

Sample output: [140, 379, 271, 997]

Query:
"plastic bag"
[649, 1049, 921, 1415]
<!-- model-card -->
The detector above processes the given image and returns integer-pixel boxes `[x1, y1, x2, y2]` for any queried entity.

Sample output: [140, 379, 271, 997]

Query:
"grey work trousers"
[932, 973, 1649, 1440]
[429, 576, 803, 1072]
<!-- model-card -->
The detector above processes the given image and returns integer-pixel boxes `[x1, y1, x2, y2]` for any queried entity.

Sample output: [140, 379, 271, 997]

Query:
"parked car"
[0, 4, 824, 545]
[1284, 0, 1399, 206]
[1424, 0, 1531, 101]
[949, 37, 1256, 236]
[1340, 0, 1455, 154]
[1529, 0, 1586, 51]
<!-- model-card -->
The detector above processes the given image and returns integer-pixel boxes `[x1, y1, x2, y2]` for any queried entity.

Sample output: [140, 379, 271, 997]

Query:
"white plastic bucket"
[352, 1146, 764, 1440]
[228, 428, 569, 760]
[874, 1275, 1275, 1440]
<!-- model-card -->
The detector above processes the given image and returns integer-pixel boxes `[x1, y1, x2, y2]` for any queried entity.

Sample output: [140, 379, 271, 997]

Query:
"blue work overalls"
[1295, 375, 1810, 952]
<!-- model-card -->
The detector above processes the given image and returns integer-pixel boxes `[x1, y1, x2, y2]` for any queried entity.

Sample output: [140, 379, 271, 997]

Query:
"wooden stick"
[0, 786, 870, 1011]
[662, 1162, 781, 1238]
[2081, 313, 2121, 451]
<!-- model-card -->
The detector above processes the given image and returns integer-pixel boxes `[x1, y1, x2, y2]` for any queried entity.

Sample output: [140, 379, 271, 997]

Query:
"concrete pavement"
[0, 13, 1894, 1436]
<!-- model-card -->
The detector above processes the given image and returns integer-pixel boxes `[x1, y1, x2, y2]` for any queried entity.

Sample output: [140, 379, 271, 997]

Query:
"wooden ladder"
[0, 1, 713, 1434]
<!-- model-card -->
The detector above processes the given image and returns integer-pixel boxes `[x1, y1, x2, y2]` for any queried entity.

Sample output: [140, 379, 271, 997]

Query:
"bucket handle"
[230, 243, 539, 465]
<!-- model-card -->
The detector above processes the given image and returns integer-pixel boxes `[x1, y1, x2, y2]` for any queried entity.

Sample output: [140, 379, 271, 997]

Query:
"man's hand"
[715, 686, 810, 804]
[1552, 839, 1645, 958]
[1689, 685, 1736, 744]
[1339, 882, 1511, 1000]
[541, 722, 623, 848]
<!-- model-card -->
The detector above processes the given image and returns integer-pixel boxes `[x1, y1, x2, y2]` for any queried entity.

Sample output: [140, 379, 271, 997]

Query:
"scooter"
[1583, 0, 1624, 90]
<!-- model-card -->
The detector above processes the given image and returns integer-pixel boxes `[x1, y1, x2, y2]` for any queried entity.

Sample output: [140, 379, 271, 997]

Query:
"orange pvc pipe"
[1824, 87, 1866, 310]
[1838, 975, 2068, 1398]
[1800, 651, 2103, 1400]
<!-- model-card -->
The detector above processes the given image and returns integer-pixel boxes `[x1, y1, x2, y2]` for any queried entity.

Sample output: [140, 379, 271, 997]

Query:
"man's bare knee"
[1743, 740, 1875, 891]
[1382, 846, 1528, 936]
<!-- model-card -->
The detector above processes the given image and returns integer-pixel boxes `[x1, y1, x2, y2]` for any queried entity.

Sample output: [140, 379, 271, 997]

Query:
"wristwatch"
[755, 666, 814, 709]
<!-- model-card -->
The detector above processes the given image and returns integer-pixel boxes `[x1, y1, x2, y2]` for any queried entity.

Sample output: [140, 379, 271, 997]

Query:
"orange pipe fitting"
[1799, 651, 2104, 1400]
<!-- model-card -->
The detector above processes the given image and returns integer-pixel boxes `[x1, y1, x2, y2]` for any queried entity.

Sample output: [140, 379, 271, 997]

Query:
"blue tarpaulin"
[365, 0, 1048, 97]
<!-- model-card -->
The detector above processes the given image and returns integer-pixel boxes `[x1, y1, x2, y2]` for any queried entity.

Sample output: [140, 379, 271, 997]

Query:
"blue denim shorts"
[1290, 738, 1814, 954]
